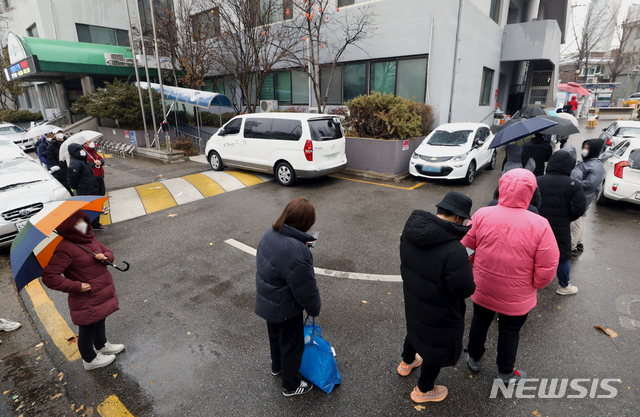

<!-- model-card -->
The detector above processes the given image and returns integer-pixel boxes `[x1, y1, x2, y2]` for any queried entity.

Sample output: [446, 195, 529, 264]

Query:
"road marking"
[97, 395, 134, 417]
[226, 170, 265, 187]
[201, 171, 246, 192]
[615, 294, 640, 330]
[101, 193, 111, 225]
[161, 178, 205, 204]
[108, 188, 147, 223]
[330, 175, 426, 190]
[182, 173, 226, 198]
[225, 239, 402, 282]
[24, 280, 80, 361]
[135, 183, 177, 214]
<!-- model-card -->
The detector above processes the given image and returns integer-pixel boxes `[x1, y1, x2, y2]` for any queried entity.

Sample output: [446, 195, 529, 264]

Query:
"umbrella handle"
[110, 261, 130, 272]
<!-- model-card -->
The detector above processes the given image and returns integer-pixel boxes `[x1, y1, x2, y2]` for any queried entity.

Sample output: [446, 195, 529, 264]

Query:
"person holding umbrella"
[42, 210, 124, 370]
[83, 139, 106, 196]
[46, 130, 72, 195]
[521, 133, 553, 177]
[67, 143, 107, 230]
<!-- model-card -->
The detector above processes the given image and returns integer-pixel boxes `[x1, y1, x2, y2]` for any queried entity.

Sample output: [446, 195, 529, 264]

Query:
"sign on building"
[3, 56, 40, 81]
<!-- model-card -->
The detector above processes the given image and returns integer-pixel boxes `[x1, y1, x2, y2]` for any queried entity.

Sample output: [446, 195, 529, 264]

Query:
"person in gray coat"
[255, 198, 320, 397]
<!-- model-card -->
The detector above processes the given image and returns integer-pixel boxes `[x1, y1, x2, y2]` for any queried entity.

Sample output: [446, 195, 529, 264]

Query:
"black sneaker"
[464, 350, 480, 373]
[576, 243, 584, 252]
[271, 365, 281, 376]
[283, 380, 313, 397]
[571, 248, 579, 257]
[496, 368, 527, 386]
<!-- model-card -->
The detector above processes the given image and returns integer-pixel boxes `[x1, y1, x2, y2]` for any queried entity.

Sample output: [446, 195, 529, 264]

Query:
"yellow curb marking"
[225, 170, 264, 187]
[24, 280, 80, 362]
[97, 395, 134, 417]
[330, 175, 426, 190]
[134, 183, 177, 214]
[182, 173, 226, 198]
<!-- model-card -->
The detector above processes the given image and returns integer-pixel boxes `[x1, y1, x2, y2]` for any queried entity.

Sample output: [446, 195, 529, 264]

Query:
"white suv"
[597, 139, 640, 206]
[0, 122, 34, 151]
[205, 113, 347, 186]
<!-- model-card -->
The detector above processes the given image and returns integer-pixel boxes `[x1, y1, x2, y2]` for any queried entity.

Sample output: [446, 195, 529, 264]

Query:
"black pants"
[78, 318, 107, 362]
[467, 303, 528, 374]
[90, 178, 106, 229]
[402, 336, 441, 392]
[267, 314, 304, 391]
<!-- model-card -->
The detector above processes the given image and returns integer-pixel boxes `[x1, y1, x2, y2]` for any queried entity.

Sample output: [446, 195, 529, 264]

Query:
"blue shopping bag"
[299, 316, 342, 393]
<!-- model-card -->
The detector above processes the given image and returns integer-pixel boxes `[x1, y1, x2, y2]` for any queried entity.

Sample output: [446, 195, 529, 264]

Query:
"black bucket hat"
[436, 191, 473, 219]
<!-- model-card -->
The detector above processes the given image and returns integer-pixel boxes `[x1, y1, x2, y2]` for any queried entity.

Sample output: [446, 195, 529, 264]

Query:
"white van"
[205, 113, 347, 186]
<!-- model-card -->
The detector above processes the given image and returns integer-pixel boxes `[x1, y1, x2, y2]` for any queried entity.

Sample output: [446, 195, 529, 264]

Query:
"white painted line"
[108, 188, 146, 223]
[225, 238, 402, 282]
[162, 178, 205, 205]
[202, 171, 246, 192]
[190, 155, 208, 164]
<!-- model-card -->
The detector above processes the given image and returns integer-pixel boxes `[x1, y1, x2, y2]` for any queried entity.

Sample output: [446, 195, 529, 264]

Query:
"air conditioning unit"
[105, 53, 126, 66]
[260, 100, 278, 113]
[123, 58, 135, 66]
[587, 77, 596, 84]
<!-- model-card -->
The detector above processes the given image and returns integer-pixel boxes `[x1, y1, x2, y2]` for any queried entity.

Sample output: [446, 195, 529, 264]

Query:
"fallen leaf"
[3, 391, 8, 395]
[67, 335, 78, 344]
[58, 372, 63, 381]
[16, 403, 23, 411]
[113, 374, 117, 379]
[594, 326, 621, 349]
[157, 174, 163, 178]
[209, 243, 213, 245]
[361, 300, 367, 304]
[162, 380, 166, 384]
[533, 410, 541, 417]
[50, 393, 63, 400]
[557, 306, 561, 309]
[187, 332, 191, 335]
[167, 214, 178, 217]
[414, 405, 425, 411]
[387, 292, 391, 295]
[35, 342, 43, 348]
[75, 405, 84, 412]
[143, 299, 148, 302]
[131, 364, 137, 369]
[605, 328, 618, 338]
[149, 381, 153, 384]
[36, 356, 41, 360]
[469, 375, 473, 378]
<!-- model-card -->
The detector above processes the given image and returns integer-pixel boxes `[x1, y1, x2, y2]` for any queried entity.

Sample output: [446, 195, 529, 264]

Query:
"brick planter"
[345, 136, 424, 179]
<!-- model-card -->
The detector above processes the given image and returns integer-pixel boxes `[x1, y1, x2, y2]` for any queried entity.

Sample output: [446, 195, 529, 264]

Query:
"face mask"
[74, 221, 88, 235]
[581, 149, 589, 158]
[56, 133, 64, 140]
[79, 150, 87, 157]
[88, 142, 95, 148]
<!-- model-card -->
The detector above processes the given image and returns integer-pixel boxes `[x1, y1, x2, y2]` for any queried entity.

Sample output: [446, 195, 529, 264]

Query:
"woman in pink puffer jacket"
[461, 168, 559, 386]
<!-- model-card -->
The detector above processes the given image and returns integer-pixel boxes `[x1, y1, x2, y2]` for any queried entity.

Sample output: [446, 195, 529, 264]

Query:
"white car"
[0, 122, 35, 151]
[0, 139, 71, 248]
[597, 139, 640, 206]
[409, 123, 497, 185]
[599, 121, 640, 149]
[205, 113, 347, 186]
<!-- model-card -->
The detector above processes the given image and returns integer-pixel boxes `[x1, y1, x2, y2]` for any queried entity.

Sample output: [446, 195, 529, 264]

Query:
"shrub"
[346, 92, 422, 140]
[172, 136, 199, 156]
[187, 111, 236, 127]
[283, 106, 307, 113]
[411, 102, 435, 136]
[0, 109, 43, 123]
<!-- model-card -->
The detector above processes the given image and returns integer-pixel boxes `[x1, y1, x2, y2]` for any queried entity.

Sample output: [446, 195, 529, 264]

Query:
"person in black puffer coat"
[255, 198, 320, 397]
[67, 143, 99, 196]
[46, 132, 72, 194]
[522, 133, 553, 177]
[398, 192, 476, 404]
[537, 147, 586, 296]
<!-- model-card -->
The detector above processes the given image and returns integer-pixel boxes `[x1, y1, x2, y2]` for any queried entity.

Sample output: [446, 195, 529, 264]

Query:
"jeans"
[467, 303, 528, 375]
[78, 318, 107, 362]
[402, 336, 441, 392]
[557, 259, 571, 288]
[267, 314, 304, 391]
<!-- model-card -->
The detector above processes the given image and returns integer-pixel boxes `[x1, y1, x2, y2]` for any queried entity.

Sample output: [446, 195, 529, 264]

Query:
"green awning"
[5, 32, 158, 80]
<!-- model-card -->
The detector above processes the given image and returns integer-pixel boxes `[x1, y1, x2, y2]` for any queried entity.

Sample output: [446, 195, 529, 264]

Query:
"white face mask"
[74, 221, 88, 234]
[581, 149, 589, 158]
[88, 142, 95, 148]
[55, 133, 64, 140]
[79, 150, 87, 157]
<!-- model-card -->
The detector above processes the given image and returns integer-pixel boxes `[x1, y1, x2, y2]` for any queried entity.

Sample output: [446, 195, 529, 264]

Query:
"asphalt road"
[3, 132, 640, 416]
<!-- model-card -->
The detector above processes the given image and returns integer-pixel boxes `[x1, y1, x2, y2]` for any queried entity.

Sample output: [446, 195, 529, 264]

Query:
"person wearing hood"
[570, 139, 612, 256]
[567, 96, 579, 116]
[46, 131, 72, 194]
[462, 169, 559, 386]
[83, 139, 106, 196]
[398, 192, 475, 403]
[67, 143, 107, 230]
[42, 210, 124, 370]
[537, 146, 587, 295]
[521, 133, 553, 177]
[255, 198, 321, 397]
[501, 144, 536, 173]
[36, 133, 52, 166]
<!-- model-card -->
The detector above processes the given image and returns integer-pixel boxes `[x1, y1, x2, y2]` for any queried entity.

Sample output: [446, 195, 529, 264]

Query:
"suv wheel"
[596, 181, 610, 206]
[487, 151, 497, 170]
[276, 162, 296, 186]
[209, 151, 224, 171]
[464, 161, 476, 185]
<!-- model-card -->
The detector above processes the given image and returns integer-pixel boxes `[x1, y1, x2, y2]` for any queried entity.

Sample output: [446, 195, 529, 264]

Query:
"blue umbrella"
[490, 118, 558, 149]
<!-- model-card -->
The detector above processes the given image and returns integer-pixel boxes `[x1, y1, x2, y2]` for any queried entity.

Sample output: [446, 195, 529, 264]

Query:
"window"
[308, 118, 343, 141]
[343, 63, 367, 102]
[191, 8, 220, 39]
[76, 24, 129, 46]
[427, 130, 473, 146]
[259, 74, 275, 101]
[276, 71, 292, 103]
[259, 0, 293, 24]
[338, 0, 355, 6]
[615, 142, 630, 157]
[244, 118, 273, 139]
[320, 66, 342, 105]
[224, 118, 242, 135]
[480, 67, 494, 105]
[271, 119, 302, 141]
[489, 0, 500, 23]
[371, 61, 396, 95]
[40, 84, 57, 109]
[629, 149, 640, 169]
[396, 58, 427, 103]
[27, 24, 38, 38]
[292, 71, 309, 105]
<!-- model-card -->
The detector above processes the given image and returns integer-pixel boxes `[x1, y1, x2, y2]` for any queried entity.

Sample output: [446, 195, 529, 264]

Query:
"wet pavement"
[2, 129, 640, 416]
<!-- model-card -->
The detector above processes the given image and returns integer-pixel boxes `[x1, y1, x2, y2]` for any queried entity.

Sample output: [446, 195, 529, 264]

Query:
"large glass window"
[276, 71, 292, 103]
[308, 118, 344, 141]
[370, 61, 396, 95]
[338, 0, 355, 6]
[292, 71, 309, 105]
[271, 119, 302, 141]
[396, 58, 427, 103]
[259, 74, 275, 101]
[40, 84, 57, 109]
[244, 118, 273, 139]
[489, 0, 500, 23]
[480, 67, 494, 106]
[320, 66, 342, 105]
[76, 24, 129, 46]
[343, 63, 367, 102]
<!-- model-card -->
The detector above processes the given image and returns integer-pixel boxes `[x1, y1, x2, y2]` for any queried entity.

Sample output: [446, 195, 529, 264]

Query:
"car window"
[615, 127, 640, 137]
[479, 127, 490, 140]
[308, 118, 343, 141]
[244, 118, 273, 139]
[615, 142, 630, 157]
[271, 119, 302, 141]
[629, 150, 640, 169]
[427, 130, 472, 146]
[607, 123, 616, 133]
[0, 126, 22, 135]
[611, 140, 628, 153]
[224, 118, 242, 135]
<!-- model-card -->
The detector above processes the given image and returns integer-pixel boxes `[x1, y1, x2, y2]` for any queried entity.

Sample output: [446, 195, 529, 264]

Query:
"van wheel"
[487, 151, 497, 170]
[596, 181, 610, 206]
[208, 151, 224, 171]
[276, 162, 296, 186]
[464, 161, 476, 185]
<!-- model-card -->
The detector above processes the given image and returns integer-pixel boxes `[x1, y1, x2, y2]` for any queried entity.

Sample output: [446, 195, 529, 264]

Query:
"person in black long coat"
[522, 133, 553, 177]
[67, 143, 107, 230]
[255, 198, 320, 397]
[398, 192, 476, 404]
[46, 133, 72, 194]
[537, 147, 586, 296]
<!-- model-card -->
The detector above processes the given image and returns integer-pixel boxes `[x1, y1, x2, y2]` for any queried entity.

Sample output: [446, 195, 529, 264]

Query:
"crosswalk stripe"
[161, 177, 205, 204]
[108, 187, 147, 223]
[225, 170, 264, 186]
[135, 183, 177, 214]
[182, 173, 226, 198]
[201, 171, 246, 192]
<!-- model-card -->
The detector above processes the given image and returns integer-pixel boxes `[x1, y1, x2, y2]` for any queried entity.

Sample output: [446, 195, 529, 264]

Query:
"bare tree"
[284, 0, 374, 113]
[208, 0, 298, 114]
[0, 3, 26, 110]
[607, 16, 637, 82]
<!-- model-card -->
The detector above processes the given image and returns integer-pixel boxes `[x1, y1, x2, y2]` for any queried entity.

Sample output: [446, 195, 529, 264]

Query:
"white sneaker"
[557, 285, 579, 295]
[95, 342, 125, 355]
[83, 352, 116, 370]
[0, 319, 21, 332]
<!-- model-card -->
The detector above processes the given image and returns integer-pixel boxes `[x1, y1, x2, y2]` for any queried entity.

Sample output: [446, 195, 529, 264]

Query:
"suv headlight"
[412, 152, 419, 159]
[451, 151, 470, 162]
[53, 186, 71, 200]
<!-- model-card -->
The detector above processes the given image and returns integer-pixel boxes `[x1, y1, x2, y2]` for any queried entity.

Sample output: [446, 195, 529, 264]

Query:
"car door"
[219, 118, 243, 166]
[472, 127, 491, 167]
[600, 122, 616, 144]
[242, 117, 273, 171]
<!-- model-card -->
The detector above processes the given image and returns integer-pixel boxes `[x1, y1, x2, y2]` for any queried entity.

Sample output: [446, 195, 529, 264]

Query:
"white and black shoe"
[282, 380, 313, 397]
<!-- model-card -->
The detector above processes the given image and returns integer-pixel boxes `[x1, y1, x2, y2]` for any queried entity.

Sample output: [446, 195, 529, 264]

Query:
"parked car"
[597, 139, 640, 206]
[409, 123, 497, 185]
[0, 139, 71, 248]
[0, 122, 35, 151]
[205, 113, 347, 186]
[599, 121, 640, 149]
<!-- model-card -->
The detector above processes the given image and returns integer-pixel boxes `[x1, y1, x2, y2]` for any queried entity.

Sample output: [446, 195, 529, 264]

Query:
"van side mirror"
[218, 128, 226, 136]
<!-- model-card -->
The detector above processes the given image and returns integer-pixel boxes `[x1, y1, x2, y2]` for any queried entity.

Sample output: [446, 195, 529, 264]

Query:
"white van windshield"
[308, 118, 343, 141]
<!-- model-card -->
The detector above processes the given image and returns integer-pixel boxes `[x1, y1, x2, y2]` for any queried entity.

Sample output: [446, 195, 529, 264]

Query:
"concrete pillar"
[54, 82, 68, 112]
[80, 76, 94, 95]
[33, 83, 47, 119]
[526, 0, 540, 22]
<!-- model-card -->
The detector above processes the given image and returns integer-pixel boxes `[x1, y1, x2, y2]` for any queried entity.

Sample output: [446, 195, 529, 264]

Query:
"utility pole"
[125, 0, 149, 148]
[135, 0, 159, 149]
[149, 0, 170, 152]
